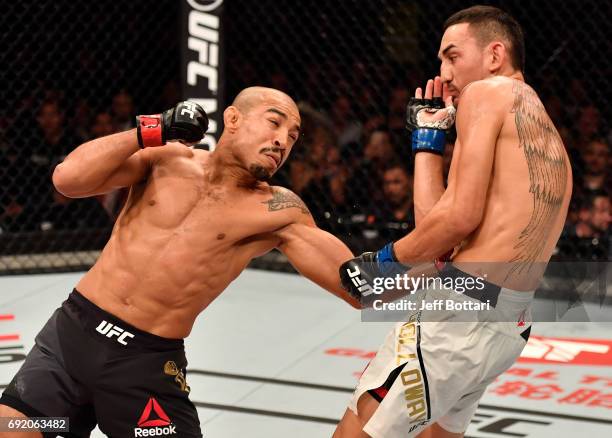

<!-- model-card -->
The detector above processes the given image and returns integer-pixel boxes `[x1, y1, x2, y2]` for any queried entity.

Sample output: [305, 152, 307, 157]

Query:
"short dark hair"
[444, 5, 525, 72]
[383, 161, 411, 176]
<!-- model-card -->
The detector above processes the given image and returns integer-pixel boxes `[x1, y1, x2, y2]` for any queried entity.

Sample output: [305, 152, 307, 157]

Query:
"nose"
[440, 62, 452, 85]
[273, 133, 289, 149]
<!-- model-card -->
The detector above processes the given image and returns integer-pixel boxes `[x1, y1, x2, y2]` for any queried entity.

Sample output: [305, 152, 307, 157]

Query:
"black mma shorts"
[0, 290, 202, 438]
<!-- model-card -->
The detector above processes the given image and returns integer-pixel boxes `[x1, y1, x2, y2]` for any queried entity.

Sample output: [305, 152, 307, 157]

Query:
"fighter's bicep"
[91, 149, 152, 195]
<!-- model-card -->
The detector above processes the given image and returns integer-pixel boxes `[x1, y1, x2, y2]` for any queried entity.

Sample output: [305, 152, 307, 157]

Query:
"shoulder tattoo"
[262, 188, 311, 215]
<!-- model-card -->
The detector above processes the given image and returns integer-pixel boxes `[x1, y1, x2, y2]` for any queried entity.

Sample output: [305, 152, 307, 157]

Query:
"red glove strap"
[138, 115, 164, 148]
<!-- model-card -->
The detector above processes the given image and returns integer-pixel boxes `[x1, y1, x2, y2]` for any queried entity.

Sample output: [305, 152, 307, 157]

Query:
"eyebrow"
[266, 107, 287, 119]
[266, 107, 301, 133]
[438, 43, 457, 60]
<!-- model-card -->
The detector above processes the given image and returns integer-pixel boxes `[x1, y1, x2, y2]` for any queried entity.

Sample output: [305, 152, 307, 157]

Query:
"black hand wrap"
[137, 101, 209, 148]
[339, 243, 409, 307]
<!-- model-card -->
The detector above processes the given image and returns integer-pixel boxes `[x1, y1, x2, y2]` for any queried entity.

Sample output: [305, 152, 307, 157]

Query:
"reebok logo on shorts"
[95, 320, 135, 345]
[134, 397, 177, 437]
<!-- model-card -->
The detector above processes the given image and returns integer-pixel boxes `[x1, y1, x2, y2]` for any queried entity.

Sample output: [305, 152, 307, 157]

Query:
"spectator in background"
[571, 137, 611, 217]
[29, 99, 81, 202]
[39, 187, 112, 232]
[4, 184, 112, 234]
[580, 137, 610, 193]
[72, 99, 93, 141]
[0, 146, 29, 234]
[559, 190, 610, 261]
[90, 111, 115, 139]
[350, 162, 415, 253]
[330, 94, 362, 151]
[347, 128, 399, 212]
[111, 89, 135, 132]
[361, 109, 387, 149]
[380, 163, 414, 226]
[564, 104, 602, 179]
[289, 103, 349, 228]
[567, 78, 589, 119]
[34, 99, 79, 159]
[573, 105, 601, 152]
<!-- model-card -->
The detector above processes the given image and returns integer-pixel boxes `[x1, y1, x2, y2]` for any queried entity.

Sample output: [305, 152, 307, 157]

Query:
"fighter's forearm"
[413, 153, 445, 225]
[279, 224, 359, 308]
[394, 196, 473, 264]
[52, 129, 140, 194]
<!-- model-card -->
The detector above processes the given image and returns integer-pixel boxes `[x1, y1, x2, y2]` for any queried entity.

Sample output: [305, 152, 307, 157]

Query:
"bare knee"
[333, 392, 379, 438]
[0, 404, 43, 438]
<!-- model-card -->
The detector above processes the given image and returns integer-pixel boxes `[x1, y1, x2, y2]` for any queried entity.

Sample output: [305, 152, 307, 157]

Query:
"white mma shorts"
[350, 268, 533, 438]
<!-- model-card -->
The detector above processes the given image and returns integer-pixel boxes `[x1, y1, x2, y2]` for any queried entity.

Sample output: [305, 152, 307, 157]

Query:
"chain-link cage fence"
[224, 0, 611, 266]
[0, 0, 610, 273]
[0, 0, 180, 272]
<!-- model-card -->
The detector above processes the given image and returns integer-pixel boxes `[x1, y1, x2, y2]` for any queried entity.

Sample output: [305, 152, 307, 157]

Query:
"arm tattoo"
[508, 81, 568, 277]
[263, 187, 311, 215]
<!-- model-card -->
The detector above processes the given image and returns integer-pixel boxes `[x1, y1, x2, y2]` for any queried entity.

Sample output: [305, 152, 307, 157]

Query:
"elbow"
[52, 162, 79, 197]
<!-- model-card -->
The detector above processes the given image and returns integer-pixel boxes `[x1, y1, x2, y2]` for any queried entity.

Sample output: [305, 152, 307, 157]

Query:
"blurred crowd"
[270, 74, 611, 261]
[0, 89, 139, 237]
[0, 77, 609, 261]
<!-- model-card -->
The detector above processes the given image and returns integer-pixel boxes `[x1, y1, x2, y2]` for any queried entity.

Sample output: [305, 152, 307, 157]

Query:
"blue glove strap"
[412, 129, 446, 155]
[375, 243, 410, 277]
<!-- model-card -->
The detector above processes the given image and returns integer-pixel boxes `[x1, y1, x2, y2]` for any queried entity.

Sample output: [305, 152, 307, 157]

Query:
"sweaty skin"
[53, 87, 356, 339]
[394, 27, 572, 291]
[448, 77, 571, 287]
[335, 21, 573, 438]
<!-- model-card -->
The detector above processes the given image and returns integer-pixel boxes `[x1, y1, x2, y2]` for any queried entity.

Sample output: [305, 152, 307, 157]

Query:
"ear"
[487, 41, 506, 73]
[223, 106, 241, 133]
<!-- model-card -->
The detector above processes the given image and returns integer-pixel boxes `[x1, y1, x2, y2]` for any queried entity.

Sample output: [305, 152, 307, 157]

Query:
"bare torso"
[451, 77, 572, 289]
[77, 146, 295, 338]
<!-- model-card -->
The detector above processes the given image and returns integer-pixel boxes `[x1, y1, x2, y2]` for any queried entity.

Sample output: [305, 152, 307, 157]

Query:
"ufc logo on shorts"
[96, 320, 135, 345]
[346, 266, 374, 296]
[180, 101, 198, 119]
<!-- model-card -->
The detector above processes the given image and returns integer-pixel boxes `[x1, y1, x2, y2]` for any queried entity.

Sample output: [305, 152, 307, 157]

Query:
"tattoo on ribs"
[263, 188, 310, 214]
[508, 81, 567, 277]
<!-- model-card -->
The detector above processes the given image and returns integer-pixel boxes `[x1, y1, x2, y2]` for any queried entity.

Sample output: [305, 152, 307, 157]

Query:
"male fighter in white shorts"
[0, 87, 357, 437]
[335, 6, 572, 438]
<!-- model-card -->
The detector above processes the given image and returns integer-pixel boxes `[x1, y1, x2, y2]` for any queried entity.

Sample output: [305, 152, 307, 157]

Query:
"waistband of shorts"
[438, 264, 534, 308]
[63, 289, 184, 350]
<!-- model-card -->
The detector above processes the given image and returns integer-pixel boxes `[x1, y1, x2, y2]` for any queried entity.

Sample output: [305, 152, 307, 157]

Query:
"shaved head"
[232, 86, 297, 114]
[220, 86, 301, 184]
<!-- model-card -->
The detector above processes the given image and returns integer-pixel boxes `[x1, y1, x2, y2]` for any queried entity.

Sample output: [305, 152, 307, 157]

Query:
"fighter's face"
[438, 23, 490, 105]
[235, 96, 301, 181]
